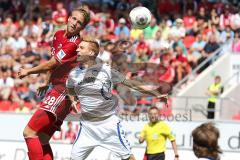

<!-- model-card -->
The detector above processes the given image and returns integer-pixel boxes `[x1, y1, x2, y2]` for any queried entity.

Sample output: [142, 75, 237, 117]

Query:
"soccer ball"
[129, 6, 151, 29]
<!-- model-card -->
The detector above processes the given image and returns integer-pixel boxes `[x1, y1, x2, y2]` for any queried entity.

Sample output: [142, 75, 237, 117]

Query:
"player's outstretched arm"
[18, 57, 58, 79]
[122, 79, 168, 98]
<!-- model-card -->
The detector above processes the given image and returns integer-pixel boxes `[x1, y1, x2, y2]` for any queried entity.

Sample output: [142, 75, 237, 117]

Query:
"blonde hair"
[82, 36, 99, 55]
[72, 6, 90, 27]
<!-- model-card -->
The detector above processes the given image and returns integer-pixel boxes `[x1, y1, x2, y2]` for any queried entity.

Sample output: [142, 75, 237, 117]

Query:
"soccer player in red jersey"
[18, 7, 90, 160]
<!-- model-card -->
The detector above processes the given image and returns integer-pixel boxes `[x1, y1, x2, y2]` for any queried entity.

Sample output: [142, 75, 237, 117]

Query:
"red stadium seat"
[0, 100, 12, 111]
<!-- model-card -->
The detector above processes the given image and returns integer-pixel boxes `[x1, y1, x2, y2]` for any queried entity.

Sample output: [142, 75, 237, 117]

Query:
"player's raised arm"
[122, 79, 168, 98]
[111, 68, 171, 99]
[18, 57, 58, 79]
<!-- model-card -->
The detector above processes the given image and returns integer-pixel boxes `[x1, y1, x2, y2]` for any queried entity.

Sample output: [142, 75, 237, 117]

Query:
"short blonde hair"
[82, 36, 99, 55]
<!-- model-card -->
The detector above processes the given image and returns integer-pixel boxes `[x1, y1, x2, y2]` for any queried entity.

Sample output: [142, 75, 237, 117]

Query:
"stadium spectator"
[114, 18, 130, 38]
[192, 122, 222, 160]
[148, 29, 170, 53]
[139, 107, 179, 160]
[183, 0, 198, 14]
[172, 46, 191, 81]
[219, 25, 234, 43]
[219, 5, 232, 30]
[130, 27, 143, 41]
[198, 34, 220, 72]
[210, 9, 220, 26]
[15, 100, 30, 113]
[2, 16, 17, 37]
[143, 18, 159, 39]
[183, 9, 196, 34]
[0, 69, 14, 100]
[205, 76, 223, 119]
[232, 31, 240, 52]
[115, 0, 130, 19]
[52, 2, 68, 31]
[64, 121, 77, 144]
[190, 33, 206, 64]
[135, 33, 150, 62]
[159, 54, 175, 83]
[170, 18, 186, 38]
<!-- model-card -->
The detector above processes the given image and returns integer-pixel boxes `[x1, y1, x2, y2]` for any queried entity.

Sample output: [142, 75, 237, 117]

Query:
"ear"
[90, 51, 95, 56]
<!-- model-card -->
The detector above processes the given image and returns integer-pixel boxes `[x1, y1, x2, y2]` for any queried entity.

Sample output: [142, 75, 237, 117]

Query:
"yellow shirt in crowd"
[140, 121, 175, 154]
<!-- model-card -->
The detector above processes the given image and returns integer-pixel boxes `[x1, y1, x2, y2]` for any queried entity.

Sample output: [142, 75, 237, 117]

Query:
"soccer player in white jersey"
[66, 37, 168, 160]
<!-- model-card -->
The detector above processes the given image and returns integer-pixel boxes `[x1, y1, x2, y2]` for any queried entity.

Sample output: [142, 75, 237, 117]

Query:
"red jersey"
[50, 30, 80, 86]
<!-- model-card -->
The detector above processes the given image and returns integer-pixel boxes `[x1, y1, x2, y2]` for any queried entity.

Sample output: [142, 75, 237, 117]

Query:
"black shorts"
[147, 152, 165, 160]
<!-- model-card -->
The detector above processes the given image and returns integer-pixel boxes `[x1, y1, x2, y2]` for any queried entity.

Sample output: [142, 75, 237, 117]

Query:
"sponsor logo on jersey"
[58, 43, 62, 49]
[56, 49, 66, 60]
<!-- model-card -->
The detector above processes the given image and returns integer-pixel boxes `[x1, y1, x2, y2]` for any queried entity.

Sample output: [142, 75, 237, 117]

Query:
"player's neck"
[81, 59, 96, 68]
[65, 31, 78, 38]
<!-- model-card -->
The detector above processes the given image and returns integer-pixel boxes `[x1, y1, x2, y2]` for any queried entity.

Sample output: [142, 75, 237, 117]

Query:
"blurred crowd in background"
[0, 0, 240, 115]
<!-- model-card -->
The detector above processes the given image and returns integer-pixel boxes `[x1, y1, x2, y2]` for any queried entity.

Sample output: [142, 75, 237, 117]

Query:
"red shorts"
[28, 109, 63, 136]
[28, 85, 72, 135]
[39, 85, 72, 121]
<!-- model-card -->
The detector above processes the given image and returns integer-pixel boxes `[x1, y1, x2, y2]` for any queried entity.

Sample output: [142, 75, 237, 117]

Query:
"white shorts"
[71, 115, 132, 160]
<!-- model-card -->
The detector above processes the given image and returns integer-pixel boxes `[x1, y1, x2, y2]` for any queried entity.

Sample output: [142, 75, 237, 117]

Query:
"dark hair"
[215, 75, 221, 80]
[192, 122, 222, 160]
[148, 106, 159, 112]
[72, 6, 90, 28]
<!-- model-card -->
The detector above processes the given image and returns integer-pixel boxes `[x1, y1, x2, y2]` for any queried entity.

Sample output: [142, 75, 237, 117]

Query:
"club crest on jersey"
[57, 49, 66, 60]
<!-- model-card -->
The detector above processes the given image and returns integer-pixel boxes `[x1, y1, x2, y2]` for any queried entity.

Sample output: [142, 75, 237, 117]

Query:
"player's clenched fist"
[18, 68, 29, 79]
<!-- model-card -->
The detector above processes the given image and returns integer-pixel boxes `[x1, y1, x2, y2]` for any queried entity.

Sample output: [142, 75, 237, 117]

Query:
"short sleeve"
[163, 123, 175, 141]
[54, 42, 78, 64]
[111, 69, 125, 84]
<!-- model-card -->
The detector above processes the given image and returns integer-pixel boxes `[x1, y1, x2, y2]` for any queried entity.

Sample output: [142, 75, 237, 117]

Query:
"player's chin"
[76, 57, 82, 62]
[67, 27, 75, 34]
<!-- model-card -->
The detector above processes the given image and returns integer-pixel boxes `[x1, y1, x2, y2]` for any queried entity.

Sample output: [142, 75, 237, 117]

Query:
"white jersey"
[66, 63, 124, 118]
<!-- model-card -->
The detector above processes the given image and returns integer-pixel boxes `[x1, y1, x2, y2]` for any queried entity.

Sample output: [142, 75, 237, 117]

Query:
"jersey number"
[43, 96, 56, 106]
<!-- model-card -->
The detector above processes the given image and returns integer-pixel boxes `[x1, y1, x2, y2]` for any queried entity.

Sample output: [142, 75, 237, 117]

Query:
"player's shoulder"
[158, 121, 170, 128]
[69, 66, 83, 77]
[101, 63, 111, 69]
[54, 29, 65, 36]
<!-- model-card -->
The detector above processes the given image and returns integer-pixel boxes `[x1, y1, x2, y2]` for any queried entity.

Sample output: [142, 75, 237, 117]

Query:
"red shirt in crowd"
[52, 8, 68, 25]
[183, 15, 196, 30]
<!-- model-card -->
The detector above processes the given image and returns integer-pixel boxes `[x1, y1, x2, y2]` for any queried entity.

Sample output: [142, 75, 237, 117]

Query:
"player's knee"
[23, 126, 37, 137]
[38, 132, 51, 144]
